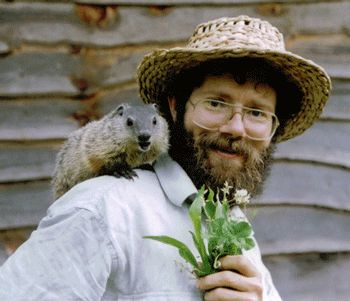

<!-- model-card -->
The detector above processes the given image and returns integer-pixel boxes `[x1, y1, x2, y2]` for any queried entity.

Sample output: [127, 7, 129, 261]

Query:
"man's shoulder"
[49, 169, 161, 215]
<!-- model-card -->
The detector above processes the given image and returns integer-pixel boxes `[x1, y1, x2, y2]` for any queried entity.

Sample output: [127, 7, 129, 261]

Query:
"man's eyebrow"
[246, 99, 276, 113]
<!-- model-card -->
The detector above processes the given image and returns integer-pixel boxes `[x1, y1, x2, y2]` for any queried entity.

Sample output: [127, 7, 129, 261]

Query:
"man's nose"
[218, 112, 245, 137]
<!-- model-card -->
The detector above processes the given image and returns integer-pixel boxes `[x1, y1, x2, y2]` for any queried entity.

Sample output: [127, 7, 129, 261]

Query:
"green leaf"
[235, 248, 243, 255]
[207, 187, 215, 202]
[243, 238, 256, 250]
[189, 186, 210, 268]
[214, 199, 228, 220]
[234, 221, 252, 238]
[204, 200, 216, 220]
[189, 231, 200, 254]
[210, 217, 225, 233]
[143, 235, 199, 269]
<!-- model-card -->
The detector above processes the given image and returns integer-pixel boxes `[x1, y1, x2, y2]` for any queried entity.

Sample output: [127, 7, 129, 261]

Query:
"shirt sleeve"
[0, 206, 114, 301]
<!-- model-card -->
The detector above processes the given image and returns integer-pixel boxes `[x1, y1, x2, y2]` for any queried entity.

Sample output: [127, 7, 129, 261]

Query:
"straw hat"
[137, 15, 331, 142]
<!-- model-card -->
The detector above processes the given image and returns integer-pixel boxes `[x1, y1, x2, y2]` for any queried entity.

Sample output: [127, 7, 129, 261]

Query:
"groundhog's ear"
[116, 105, 125, 116]
[151, 103, 159, 112]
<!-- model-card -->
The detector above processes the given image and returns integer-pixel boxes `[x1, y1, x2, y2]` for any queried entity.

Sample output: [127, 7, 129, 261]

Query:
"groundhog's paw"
[98, 162, 137, 180]
[112, 168, 138, 180]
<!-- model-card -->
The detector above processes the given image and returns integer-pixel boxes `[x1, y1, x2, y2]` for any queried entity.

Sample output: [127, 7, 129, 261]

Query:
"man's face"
[168, 74, 277, 200]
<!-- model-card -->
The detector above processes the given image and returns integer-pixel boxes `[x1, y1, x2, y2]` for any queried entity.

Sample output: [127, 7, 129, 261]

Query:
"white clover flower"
[234, 189, 251, 205]
[201, 189, 208, 207]
[221, 181, 233, 195]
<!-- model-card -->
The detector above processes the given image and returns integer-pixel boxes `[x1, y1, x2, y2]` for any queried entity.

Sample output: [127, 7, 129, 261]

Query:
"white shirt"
[0, 154, 282, 300]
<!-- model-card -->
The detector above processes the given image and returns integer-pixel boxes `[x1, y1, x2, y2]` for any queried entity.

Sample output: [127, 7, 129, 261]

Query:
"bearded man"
[0, 15, 331, 301]
[164, 57, 302, 201]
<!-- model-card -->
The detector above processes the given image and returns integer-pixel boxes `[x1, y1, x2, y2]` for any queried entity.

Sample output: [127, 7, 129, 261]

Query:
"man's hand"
[196, 255, 263, 301]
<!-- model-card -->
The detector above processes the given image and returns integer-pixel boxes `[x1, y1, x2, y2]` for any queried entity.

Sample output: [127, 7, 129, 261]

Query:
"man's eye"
[249, 109, 268, 118]
[208, 100, 223, 108]
[251, 109, 262, 116]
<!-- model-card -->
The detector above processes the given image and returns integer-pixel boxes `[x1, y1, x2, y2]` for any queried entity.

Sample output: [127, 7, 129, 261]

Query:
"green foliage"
[143, 184, 255, 277]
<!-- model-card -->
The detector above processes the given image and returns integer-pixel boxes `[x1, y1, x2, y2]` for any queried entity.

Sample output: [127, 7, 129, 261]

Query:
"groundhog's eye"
[127, 118, 133, 127]
[153, 117, 157, 125]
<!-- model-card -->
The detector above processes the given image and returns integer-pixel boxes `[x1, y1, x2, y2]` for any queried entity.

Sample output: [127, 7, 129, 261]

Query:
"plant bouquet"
[144, 182, 255, 277]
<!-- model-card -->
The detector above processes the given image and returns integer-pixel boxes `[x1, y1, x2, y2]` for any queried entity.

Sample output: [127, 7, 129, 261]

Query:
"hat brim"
[137, 47, 331, 142]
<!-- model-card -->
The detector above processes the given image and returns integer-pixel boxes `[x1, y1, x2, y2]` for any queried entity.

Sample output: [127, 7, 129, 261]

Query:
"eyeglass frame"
[188, 99, 280, 141]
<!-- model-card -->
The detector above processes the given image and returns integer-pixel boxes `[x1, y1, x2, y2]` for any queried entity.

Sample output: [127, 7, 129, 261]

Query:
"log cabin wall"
[0, 1, 349, 300]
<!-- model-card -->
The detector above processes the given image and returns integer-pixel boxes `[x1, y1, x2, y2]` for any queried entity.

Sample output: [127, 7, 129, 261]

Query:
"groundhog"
[52, 103, 169, 200]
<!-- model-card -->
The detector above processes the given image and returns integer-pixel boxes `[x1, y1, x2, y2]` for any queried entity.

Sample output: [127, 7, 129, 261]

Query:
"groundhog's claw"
[112, 168, 138, 180]
[98, 162, 137, 180]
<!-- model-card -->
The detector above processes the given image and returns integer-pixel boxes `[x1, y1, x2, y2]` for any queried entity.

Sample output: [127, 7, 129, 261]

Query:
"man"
[0, 15, 331, 300]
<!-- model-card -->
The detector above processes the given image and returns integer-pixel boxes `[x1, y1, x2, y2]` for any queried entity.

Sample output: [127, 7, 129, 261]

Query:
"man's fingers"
[196, 255, 263, 296]
[218, 255, 262, 279]
[196, 270, 244, 291]
[202, 287, 247, 301]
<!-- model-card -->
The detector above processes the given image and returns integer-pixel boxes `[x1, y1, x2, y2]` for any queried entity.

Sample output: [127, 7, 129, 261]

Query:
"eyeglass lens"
[192, 100, 278, 140]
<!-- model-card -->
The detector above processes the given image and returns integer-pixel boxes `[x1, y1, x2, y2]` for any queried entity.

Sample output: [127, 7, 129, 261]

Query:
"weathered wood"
[0, 2, 349, 48]
[258, 162, 350, 211]
[249, 206, 350, 255]
[0, 142, 61, 183]
[0, 52, 78, 97]
[263, 252, 350, 301]
[0, 98, 84, 141]
[0, 239, 8, 266]
[275, 121, 350, 169]
[0, 41, 11, 55]
[0, 47, 149, 97]
[0, 181, 53, 230]
[98, 85, 144, 115]
[71, 0, 340, 4]
[321, 79, 350, 120]
[287, 34, 350, 79]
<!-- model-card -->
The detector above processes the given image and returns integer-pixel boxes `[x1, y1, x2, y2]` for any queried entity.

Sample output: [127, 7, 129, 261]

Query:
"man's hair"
[161, 57, 303, 142]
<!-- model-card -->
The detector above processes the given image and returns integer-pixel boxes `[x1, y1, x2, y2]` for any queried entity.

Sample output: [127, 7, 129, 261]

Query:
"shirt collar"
[153, 153, 198, 207]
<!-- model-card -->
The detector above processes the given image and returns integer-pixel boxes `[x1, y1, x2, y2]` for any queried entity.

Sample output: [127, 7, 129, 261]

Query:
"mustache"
[193, 132, 258, 160]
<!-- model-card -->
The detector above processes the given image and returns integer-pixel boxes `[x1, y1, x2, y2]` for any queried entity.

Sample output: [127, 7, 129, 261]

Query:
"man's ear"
[168, 97, 177, 122]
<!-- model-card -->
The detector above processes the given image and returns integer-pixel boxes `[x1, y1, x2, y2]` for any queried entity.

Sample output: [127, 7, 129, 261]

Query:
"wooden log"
[0, 47, 150, 97]
[0, 180, 53, 230]
[72, 0, 342, 4]
[275, 121, 350, 169]
[0, 238, 8, 266]
[263, 252, 350, 301]
[287, 34, 350, 79]
[321, 80, 350, 120]
[98, 85, 144, 115]
[259, 162, 350, 211]
[0, 2, 349, 47]
[0, 41, 11, 55]
[0, 52, 79, 97]
[0, 142, 61, 183]
[249, 206, 350, 255]
[0, 98, 84, 141]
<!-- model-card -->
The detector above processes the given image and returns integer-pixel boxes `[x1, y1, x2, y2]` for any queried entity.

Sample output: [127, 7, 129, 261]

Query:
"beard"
[168, 119, 276, 204]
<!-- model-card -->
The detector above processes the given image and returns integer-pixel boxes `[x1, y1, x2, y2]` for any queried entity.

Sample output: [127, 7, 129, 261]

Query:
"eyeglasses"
[189, 99, 279, 141]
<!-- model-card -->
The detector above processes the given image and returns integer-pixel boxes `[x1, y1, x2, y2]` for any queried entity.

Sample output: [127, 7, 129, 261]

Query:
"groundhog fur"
[52, 103, 169, 200]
